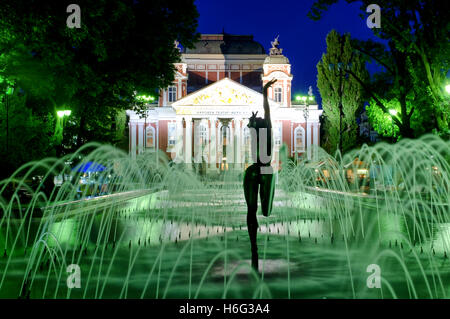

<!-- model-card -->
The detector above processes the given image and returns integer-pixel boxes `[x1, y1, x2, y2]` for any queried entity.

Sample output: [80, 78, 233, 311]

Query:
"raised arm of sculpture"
[263, 79, 277, 124]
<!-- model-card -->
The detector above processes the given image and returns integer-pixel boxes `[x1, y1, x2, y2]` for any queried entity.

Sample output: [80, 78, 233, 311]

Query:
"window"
[168, 123, 176, 148]
[146, 126, 155, 148]
[168, 86, 177, 102]
[195, 121, 208, 160]
[294, 126, 305, 152]
[274, 87, 282, 103]
[197, 122, 207, 146]
[274, 123, 282, 146]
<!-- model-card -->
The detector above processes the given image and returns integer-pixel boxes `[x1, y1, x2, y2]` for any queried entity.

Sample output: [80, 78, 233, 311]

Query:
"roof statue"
[269, 35, 283, 56]
[271, 35, 279, 48]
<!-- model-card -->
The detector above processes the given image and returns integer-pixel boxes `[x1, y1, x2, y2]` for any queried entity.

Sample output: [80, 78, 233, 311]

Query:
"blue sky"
[195, 0, 383, 97]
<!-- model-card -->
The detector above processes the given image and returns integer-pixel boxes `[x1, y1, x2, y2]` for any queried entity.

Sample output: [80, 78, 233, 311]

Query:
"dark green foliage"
[0, 0, 199, 176]
[317, 30, 367, 155]
[310, 0, 449, 140]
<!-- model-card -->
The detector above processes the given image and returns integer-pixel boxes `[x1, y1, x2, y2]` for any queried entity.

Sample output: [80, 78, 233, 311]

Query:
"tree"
[309, 0, 449, 138]
[317, 30, 367, 155]
[0, 92, 57, 178]
[364, 55, 436, 140]
[0, 0, 199, 174]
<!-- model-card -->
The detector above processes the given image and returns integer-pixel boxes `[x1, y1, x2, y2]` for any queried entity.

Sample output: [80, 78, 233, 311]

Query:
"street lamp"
[389, 109, 397, 143]
[136, 95, 155, 102]
[57, 110, 72, 117]
[295, 95, 312, 104]
[445, 84, 450, 94]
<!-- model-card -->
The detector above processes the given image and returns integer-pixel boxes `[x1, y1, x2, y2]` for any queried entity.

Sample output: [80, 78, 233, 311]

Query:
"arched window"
[294, 126, 305, 152]
[146, 126, 155, 148]
[274, 87, 282, 103]
[168, 86, 177, 102]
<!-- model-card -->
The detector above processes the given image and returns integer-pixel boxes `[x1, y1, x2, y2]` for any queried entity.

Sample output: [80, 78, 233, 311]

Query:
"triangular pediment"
[172, 77, 279, 107]
[174, 71, 187, 79]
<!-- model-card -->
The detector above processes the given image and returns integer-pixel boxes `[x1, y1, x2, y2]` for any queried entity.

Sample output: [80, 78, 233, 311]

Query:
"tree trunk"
[76, 109, 87, 148]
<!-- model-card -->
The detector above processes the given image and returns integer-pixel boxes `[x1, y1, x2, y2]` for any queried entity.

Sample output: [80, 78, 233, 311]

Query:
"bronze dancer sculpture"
[243, 78, 277, 272]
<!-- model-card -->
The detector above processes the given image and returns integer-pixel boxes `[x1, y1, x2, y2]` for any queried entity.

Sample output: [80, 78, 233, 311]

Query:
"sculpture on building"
[269, 35, 283, 56]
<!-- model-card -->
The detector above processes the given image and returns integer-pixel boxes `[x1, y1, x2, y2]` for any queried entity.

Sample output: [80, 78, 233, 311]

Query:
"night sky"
[195, 0, 382, 98]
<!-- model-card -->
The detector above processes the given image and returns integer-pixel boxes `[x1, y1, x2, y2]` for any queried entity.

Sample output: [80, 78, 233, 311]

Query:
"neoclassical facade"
[127, 34, 322, 172]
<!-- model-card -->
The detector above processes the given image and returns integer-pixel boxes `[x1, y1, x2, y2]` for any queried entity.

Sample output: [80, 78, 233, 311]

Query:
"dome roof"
[264, 55, 290, 64]
[183, 34, 266, 55]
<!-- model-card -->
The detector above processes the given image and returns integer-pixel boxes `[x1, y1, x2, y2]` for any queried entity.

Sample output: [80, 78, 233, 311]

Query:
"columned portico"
[127, 77, 323, 172]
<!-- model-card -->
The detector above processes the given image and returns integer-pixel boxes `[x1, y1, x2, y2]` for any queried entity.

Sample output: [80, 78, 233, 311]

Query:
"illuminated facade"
[127, 34, 322, 171]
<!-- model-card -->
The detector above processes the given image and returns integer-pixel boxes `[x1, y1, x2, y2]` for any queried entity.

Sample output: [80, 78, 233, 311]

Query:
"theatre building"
[127, 34, 322, 172]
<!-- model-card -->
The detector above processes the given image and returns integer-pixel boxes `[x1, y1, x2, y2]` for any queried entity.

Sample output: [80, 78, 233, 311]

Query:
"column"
[193, 119, 200, 163]
[313, 122, 319, 161]
[210, 117, 217, 170]
[156, 121, 159, 152]
[130, 122, 136, 159]
[235, 118, 242, 169]
[184, 116, 192, 166]
[138, 123, 144, 154]
[174, 116, 184, 162]
[307, 122, 311, 160]
[226, 120, 234, 167]
[290, 122, 294, 155]
[217, 121, 222, 169]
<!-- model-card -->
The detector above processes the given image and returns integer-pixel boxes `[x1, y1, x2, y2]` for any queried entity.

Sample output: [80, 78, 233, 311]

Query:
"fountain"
[0, 134, 449, 299]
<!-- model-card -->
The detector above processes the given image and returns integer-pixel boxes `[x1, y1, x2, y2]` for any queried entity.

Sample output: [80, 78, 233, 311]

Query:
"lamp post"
[389, 109, 397, 143]
[56, 109, 72, 145]
[303, 105, 309, 161]
[295, 95, 311, 161]
[136, 95, 155, 151]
